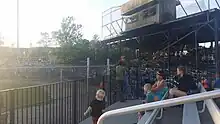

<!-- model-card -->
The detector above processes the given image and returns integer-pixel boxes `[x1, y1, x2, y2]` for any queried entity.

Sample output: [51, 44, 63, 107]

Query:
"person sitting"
[138, 71, 168, 120]
[144, 71, 168, 102]
[169, 66, 198, 98]
[201, 77, 210, 90]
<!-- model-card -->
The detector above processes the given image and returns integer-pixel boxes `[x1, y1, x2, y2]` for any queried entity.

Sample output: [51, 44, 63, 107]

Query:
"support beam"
[106, 44, 110, 59]
[180, 2, 188, 16]
[162, 19, 214, 51]
[166, 31, 171, 75]
[168, 41, 171, 75]
[214, 18, 219, 79]
[119, 40, 122, 56]
[208, 0, 210, 10]
[116, 20, 123, 32]
[195, 31, 198, 80]
[214, 0, 220, 9]
[110, 23, 119, 35]
[195, 0, 202, 12]
[211, 41, 213, 48]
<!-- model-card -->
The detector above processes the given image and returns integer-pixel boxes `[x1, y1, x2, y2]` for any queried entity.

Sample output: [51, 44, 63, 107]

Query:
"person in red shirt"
[138, 71, 168, 120]
[142, 71, 168, 102]
[201, 77, 209, 89]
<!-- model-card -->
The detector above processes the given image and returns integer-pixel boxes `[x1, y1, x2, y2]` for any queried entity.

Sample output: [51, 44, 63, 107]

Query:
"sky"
[0, 0, 219, 48]
[0, 0, 127, 47]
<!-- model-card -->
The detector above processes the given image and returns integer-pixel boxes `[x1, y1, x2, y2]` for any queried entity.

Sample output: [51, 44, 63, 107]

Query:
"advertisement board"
[121, 0, 154, 15]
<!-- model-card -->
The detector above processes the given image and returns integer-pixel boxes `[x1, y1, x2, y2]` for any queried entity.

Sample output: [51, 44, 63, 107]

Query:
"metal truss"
[101, 0, 220, 41]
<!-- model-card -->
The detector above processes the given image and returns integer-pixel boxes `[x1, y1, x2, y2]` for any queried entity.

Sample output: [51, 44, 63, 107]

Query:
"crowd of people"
[83, 56, 220, 124]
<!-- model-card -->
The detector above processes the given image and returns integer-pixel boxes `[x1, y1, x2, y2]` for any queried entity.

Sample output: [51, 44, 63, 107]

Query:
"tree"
[52, 16, 91, 64]
[52, 16, 83, 46]
[90, 34, 100, 61]
[50, 16, 133, 65]
[37, 32, 52, 47]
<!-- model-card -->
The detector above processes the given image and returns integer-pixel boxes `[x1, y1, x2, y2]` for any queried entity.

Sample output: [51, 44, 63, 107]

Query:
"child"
[138, 71, 168, 120]
[84, 89, 106, 124]
[138, 83, 151, 120]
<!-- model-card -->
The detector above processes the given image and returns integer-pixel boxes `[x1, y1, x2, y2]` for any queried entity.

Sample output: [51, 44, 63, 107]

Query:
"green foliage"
[51, 16, 92, 64]
[37, 32, 52, 47]
[38, 16, 135, 65]
[52, 16, 83, 46]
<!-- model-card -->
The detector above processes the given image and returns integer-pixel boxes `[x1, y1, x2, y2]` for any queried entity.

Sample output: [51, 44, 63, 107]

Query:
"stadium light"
[17, 0, 20, 48]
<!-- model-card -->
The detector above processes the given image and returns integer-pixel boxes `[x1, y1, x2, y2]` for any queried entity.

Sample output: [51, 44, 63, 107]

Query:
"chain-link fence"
[0, 58, 117, 124]
[0, 63, 109, 88]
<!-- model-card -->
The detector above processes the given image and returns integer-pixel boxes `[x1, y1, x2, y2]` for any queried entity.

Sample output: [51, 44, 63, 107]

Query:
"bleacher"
[79, 80, 220, 124]
[96, 0, 220, 123]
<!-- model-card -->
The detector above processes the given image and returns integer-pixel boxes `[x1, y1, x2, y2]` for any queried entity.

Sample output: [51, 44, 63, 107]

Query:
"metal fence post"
[60, 69, 63, 83]
[208, 0, 210, 10]
[72, 81, 77, 124]
[106, 58, 111, 105]
[9, 90, 15, 124]
[86, 57, 90, 105]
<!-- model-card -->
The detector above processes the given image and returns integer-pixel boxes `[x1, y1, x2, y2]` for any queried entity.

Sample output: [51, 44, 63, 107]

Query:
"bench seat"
[182, 103, 201, 124]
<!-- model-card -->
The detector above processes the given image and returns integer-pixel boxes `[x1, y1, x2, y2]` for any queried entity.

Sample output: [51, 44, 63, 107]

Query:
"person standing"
[84, 89, 106, 124]
[116, 59, 127, 102]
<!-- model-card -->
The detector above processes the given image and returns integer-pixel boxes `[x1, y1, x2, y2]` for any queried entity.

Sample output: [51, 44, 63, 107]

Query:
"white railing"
[97, 90, 220, 124]
[199, 84, 220, 124]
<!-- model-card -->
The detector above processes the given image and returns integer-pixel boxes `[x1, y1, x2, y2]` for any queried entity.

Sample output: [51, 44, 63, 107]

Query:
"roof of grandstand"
[103, 9, 220, 50]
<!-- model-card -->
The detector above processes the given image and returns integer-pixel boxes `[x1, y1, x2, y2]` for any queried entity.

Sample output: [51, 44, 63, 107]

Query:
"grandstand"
[82, 0, 220, 124]
[0, 0, 220, 124]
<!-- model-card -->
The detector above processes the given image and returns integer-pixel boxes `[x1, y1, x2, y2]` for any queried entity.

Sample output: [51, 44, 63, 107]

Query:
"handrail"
[97, 90, 220, 124]
[138, 91, 168, 124]
[199, 84, 220, 124]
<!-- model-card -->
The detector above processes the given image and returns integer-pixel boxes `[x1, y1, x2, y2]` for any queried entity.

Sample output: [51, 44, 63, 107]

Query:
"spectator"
[169, 66, 198, 98]
[214, 73, 220, 89]
[201, 77, 209, 90]
[84, 89, 106, 124]
[138, 71, 168, 120]
[116, 59, 127, 102]
[144, 71, 168, 102]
